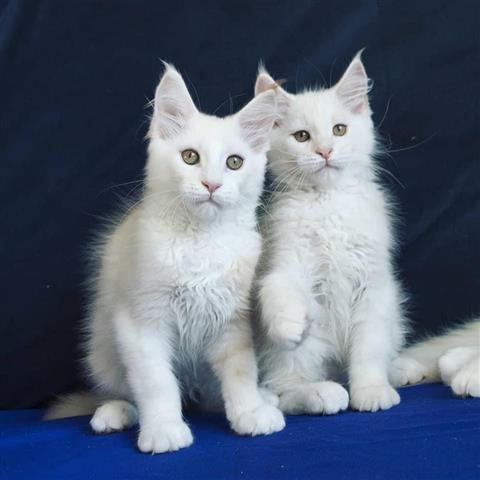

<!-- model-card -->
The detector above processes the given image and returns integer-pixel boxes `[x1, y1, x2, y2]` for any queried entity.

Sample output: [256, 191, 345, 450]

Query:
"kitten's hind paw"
[389, 356, 428, 387]
[279, 381, 349, 415]
[259, 387, 280, 407]
[350, 384, 400, 412]
[90, 400, 138, 433]
[230, 404, 285, 436]
[137, 420, 193, 454]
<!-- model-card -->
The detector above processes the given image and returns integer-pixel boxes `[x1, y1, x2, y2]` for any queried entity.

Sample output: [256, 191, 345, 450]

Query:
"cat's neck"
[140, 191, 257, 235]
[277, 166, 377, 197]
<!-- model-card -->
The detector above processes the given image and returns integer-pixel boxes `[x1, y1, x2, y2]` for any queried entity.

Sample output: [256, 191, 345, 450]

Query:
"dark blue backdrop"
[0, 0, 478, 408]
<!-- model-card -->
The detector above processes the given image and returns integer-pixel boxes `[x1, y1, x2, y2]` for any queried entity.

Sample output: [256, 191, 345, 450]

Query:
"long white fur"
[47, 64, 285, 453]
[255, 52, 407, 414]
[391, 319, 480, 397]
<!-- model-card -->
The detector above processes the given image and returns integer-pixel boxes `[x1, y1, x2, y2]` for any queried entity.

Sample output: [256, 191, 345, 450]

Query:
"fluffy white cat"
[47, 65, 285, 453]
[391, 319, 480, 397]
[255, 52, 407, 414]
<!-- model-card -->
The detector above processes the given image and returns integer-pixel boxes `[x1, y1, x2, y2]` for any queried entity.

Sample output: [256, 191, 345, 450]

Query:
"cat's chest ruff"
[281, 191, 380, 286]
[147, 227, 257, 326]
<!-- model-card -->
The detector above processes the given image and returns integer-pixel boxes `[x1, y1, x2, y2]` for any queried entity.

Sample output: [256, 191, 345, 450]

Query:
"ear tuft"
[334, 50, 371, 114]
[237, 90, 278, 152]
[150, 63, 197, 139]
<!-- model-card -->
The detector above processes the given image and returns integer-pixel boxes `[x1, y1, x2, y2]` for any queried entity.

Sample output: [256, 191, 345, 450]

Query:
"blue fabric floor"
[1, 384, 479, 480]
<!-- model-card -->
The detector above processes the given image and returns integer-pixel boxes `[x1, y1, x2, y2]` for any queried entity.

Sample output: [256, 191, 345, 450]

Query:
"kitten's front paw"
[439, 348, 480, 397]
[350, 384, 400, 412]
[137, 420, 193, 454]
[230, 404, 285, 436]
[268, 308, 307, 350]
[389, 356, 427, 387]
[279, 381, 349, 415]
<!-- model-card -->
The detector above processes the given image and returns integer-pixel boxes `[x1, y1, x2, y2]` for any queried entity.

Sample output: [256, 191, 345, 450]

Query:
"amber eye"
[333, 124, 347, 136]
[226, 155, 244, 170]
[181, 149, 200, 165]
[293, 130, 310, 142]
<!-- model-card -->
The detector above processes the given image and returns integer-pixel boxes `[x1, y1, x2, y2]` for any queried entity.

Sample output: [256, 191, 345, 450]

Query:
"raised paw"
[350, 384, 400, 412]
[230, 404, 285, 436]
[137, 420, 193, 454]
[389, 356, 428, 387]
[268, 310, 307, 350]
[90, 400, 138, 433]
[279, 381, 349, 415]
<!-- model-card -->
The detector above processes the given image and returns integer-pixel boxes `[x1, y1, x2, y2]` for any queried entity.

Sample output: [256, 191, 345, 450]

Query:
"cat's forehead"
[288, 89, 341, 121]
[175, 112, 245, 151]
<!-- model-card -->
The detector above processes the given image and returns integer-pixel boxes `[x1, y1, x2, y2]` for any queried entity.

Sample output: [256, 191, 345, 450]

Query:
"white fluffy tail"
[44, 391, 97, 420]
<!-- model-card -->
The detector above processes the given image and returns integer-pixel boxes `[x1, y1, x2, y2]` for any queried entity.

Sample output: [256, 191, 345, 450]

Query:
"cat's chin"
[191, 199, 223, 221]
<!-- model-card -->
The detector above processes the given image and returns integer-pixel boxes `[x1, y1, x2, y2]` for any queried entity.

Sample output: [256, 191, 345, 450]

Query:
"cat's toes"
[279, 381, 349, 415]
[350, 384, 400, 412]
[137, 420, 193, 454]
[90, 400, 138, 433]
[389, 356, 427, 387]
[439, 347, 478, 386]
[230, 404, 285, 436]
[448, 356, 480, 398]
[259, 387, 280, 407]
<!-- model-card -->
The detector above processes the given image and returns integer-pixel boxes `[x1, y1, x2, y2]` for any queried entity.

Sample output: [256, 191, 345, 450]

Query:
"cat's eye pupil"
[293, 130, 310, 142]
[226, 155, 244, 170]
[333, 124, 347, 136]
[181, 149, 200, 165]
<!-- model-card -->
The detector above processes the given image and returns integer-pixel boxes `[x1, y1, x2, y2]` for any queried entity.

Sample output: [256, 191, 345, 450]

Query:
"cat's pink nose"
[316, 148, 332, 161]
[201, 181, 222, 194]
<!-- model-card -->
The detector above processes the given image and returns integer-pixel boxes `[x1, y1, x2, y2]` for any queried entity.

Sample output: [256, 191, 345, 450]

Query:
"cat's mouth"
[198, 197, 221, 207]
[314, 164, 340, 173]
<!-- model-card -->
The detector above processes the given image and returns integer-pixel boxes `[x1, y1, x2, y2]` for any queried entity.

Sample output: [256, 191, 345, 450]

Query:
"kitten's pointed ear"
[255, 64, 291, 122]
[151, 63, 197, 139]
[237, 90, 278, 152]
[255, 65, 278, 96]
[334, 50, 371, 114]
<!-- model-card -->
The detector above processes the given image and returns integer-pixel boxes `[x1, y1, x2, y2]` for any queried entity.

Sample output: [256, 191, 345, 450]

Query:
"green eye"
[293, 130, 310, 142]
[333, 124, 347, 136]
[226, 155, 244, 170]
[181, 149, 200, 165]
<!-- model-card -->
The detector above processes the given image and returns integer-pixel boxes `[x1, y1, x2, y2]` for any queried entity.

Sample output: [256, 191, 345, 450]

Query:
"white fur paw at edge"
[137, 421, 193, 454]
[350, 385, 400, 412]
[449, 357, 480, 398]
[90, 401, 138, 433]
[438, 347, 478, 386]
[389, 357, 427, 387]
[230, 404, 285, 436]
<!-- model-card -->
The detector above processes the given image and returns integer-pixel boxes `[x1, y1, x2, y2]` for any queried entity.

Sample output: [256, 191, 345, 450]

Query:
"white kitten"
[255, 52, 407, 414]
[47, 65, 285, 453]
[391, 319, 480, 397]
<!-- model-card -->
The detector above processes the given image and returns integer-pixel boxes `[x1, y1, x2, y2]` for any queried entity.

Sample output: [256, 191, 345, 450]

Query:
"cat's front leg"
[114, 308, 193, 453]
[348, 287, 401, 412]
[259, 270, 309, 349]
[209, 316, 285, 436]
